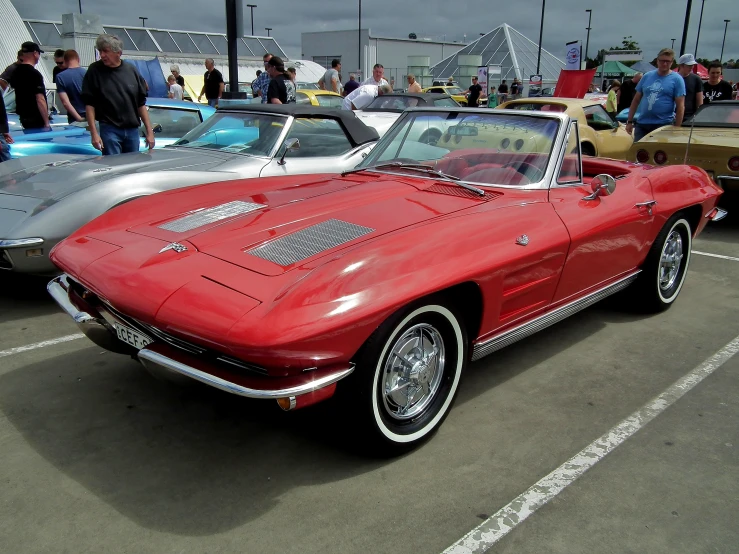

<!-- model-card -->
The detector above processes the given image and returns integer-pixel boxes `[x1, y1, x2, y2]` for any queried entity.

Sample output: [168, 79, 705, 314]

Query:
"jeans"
[0, 136, 10, 162]
[634, 123, 669, 142]
[99, 123, 140, 156]
[207, 98, 218, 108]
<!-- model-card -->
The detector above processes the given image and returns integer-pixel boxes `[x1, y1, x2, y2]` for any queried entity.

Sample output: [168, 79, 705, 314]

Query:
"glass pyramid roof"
[431, 24, 565, 82]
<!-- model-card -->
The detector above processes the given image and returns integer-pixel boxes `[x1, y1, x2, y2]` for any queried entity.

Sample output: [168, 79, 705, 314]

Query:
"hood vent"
[159, 200, 266, 233]
[426, 184, 500, 200]
[247, 219, 374, 266]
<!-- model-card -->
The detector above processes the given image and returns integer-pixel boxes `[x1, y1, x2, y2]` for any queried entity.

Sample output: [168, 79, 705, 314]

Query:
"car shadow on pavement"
[0, 347, 388, 536]
[0, 302, 639, 536]
[0, 272, 60, 324]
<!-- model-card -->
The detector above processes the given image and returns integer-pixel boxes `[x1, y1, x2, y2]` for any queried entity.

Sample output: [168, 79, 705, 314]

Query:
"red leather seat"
[462, 167, 530, 186]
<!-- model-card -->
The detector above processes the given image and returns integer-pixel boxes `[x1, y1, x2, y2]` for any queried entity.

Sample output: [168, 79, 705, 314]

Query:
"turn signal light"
[636, 149, 650, 163]
[729, 157, 739, 172]
[654, 151, 668, 165]
[25, 248, 43, 257]
[276, 383, 338, 412]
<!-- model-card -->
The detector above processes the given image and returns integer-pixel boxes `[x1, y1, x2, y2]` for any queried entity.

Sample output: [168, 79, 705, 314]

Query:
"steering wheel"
[501, 161, 545, 182]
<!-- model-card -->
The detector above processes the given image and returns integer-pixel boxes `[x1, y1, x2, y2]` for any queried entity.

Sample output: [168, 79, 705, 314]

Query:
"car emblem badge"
[159, 242, 188, 254]
[516, 234, 529, 246]
[92, 167, 112, 173]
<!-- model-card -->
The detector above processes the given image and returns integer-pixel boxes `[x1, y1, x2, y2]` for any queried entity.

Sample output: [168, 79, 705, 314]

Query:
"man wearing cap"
[676, 54, 703, 123]
[7, 42, 49, 130]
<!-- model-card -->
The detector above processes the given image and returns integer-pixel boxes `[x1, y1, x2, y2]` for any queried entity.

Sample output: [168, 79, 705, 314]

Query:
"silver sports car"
[0, 104, 379, 274]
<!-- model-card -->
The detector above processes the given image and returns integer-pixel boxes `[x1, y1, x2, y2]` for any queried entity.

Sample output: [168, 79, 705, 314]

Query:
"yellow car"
[496, 97, 633, 158]
[629, 101, 739, 191]
[296, 89, 344, 108]
[423, 85, 471, 105]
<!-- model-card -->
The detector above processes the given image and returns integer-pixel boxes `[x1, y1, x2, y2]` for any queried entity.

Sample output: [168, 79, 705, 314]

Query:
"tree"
[611, 36, 639, 51]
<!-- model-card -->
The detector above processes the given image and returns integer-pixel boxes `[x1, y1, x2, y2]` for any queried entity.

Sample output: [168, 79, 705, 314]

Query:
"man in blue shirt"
[625, 48, 685, 142]
[55, 49, 87, 123]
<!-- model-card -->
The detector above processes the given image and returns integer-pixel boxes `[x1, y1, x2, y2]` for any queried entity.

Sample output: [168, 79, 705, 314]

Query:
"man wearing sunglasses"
[52, 49, 66, 84]
[625, 48, 685, 142]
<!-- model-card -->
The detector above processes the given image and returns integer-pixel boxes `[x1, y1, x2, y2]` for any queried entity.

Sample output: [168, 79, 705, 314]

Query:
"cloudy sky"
[13, 0, 738, 64]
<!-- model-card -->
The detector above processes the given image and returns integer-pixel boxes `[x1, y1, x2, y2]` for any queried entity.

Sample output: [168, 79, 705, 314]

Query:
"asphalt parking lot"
[1, 200, 737, 554]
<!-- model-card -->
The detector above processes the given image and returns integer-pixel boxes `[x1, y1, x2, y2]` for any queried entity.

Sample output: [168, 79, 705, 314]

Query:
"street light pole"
[584, 9, 592, 64]
[694, 0, 706, 58]
[246, 4, 257, 36]
[536, 0, 546, 74]
[79, 0, 82, 13]
[265, 27, 272, 37]
[720, 19, 730, 64]
[679, 0, 693, 56]
[671, 38, 676, 49]
[139, 17, 147, 27]
[358, 0, 362, 79]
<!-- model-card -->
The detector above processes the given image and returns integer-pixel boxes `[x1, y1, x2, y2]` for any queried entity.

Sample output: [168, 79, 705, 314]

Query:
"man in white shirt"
[342, 84, 392, 110]
[362, 64, 389, 86]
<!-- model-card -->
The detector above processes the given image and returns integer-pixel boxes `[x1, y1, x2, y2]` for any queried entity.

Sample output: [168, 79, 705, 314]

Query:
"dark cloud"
[12, 0, 738, 63]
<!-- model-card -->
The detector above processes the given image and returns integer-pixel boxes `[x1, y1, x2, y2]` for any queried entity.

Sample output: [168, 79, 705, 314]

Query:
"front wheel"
[340, 300, 467, 454]
[626, 215, 692, 312]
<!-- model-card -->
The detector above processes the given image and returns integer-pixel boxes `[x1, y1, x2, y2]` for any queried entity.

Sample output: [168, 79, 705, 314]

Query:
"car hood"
[638, 126, 739, 148]
[0, 148, 240, 201]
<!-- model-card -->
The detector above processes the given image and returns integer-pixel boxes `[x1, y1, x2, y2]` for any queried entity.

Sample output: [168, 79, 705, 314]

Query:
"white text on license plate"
[114, 323, 153, 350]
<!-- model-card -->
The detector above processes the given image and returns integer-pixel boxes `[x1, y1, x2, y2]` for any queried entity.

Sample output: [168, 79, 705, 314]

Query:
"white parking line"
[692, 250, 739, 262]
[443, 333, 739, 554]
[0, 334, 85, 358]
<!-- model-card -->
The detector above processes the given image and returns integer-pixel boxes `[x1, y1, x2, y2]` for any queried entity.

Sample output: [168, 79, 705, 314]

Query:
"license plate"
[114, 322, 153, 350]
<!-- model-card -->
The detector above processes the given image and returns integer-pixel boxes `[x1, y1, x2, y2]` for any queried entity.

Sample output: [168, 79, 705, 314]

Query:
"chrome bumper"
[47, 274, 355, 400]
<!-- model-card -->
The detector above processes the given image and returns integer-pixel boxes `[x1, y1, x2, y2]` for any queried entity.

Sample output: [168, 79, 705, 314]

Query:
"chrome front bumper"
[47, 274, 355, 400]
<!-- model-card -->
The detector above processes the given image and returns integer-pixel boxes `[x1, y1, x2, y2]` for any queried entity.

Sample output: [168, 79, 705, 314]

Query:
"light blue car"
[5, 98, 215, 158]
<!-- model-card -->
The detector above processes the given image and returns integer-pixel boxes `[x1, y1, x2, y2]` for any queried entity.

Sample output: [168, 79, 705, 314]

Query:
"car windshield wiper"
[341, 162, 485, 196]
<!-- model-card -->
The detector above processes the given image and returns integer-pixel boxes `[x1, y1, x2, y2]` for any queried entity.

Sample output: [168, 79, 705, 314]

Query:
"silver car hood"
[0, 147, 251, 201]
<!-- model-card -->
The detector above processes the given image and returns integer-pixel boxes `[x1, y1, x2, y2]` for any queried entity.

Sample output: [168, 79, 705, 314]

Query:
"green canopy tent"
[594, 60, 637, 78]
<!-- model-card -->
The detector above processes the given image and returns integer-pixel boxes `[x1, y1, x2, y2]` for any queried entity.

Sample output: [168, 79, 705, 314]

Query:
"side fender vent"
[247, 219, 374, 266]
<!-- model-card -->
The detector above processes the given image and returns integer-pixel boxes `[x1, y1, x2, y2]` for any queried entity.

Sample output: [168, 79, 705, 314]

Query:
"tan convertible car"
[629, 101, 739, 192]
[497, 98, 633, 158]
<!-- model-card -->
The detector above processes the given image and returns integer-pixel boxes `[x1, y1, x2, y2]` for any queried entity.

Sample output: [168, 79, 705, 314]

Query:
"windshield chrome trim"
[355, 108, 571, 190]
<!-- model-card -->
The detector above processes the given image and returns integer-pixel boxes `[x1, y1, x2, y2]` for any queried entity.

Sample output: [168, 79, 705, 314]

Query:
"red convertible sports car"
[48, 107, 726, 453]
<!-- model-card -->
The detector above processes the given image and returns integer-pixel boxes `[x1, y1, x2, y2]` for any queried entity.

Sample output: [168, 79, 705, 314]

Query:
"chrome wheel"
[659, 229, 683, 291]
[382, 323, 445, 420]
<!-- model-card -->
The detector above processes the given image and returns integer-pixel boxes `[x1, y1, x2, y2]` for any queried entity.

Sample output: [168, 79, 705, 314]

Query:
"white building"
[301, 29, 466, 87]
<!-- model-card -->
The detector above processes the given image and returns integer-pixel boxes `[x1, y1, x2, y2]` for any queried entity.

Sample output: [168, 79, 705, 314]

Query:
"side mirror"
[583, 174, 616, 200]
[277, 137, 300, 166]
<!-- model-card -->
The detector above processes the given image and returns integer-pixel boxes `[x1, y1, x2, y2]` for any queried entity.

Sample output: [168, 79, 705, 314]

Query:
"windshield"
[692, 103, 739, 127]
[365, 96, 423, 111]
[172, 112, 286, 156]
[445, 87, 465, 95]
[356, 111, 560, 187]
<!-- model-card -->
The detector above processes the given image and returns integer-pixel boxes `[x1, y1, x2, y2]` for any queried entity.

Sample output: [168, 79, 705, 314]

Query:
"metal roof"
[430, 23, 565, 83]
[22, 18, 288, 59]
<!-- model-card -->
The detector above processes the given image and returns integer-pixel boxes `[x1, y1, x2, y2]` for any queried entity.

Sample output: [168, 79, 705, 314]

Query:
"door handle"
[634, 200, 657, 215]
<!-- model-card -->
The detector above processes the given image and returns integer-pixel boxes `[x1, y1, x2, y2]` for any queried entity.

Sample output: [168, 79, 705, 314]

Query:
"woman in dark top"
[266, 56, 296, 104]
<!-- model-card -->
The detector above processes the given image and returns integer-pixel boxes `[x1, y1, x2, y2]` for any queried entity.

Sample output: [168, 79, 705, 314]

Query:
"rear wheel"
[626, 215, 691, 312]
[339, 299, 467, 455]
[581, 142, 596, 156]
[419, 129, 442, 146]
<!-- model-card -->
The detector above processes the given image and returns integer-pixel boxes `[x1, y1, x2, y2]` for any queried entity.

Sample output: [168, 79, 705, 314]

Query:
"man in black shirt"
[467, 76, 482, 107]
[8, 42, 49, 130]
[266, 56, 296, 104]
[703, 62, 734, 104]
[198, 58, 224, 107]
[81, 34, 154, 155]
[52, 49, 65, 84]
[617, 73, 641, 113]
[0, 50, 23, 92]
